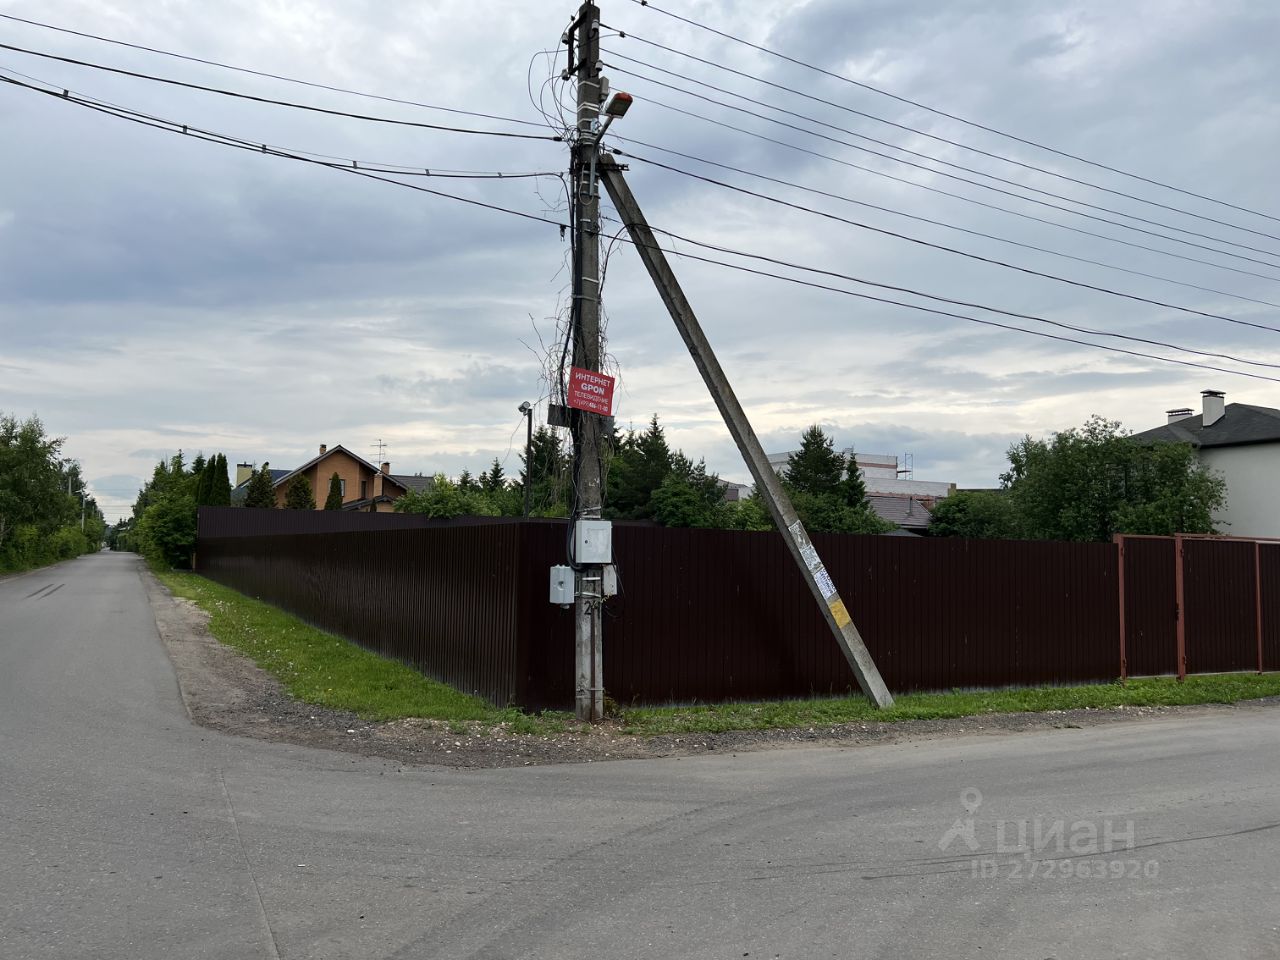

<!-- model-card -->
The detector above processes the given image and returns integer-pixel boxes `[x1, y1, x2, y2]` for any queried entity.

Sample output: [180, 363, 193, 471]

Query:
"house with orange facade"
[233, 444, 429, 512]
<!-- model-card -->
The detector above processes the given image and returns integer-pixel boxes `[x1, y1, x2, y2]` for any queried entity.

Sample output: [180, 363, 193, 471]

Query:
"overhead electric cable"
[620, 0, 1280, 226]
[609, 231, 1280, 384]
[621, 222, 1280, 369]
[607, 90, 1280, 284]
[601, 47, 1280, 257]
[0, 42, 563, 140]
[0, 74, 569, 227]
[605, 64, 1280, 272]
[0, 11, 551, 129]
[0, 69, 559, 179]
[9, 69, 1276, 386]
[607, 132, 1280, 313]
[612, 148, 1280, 334]
[603, 29, 1280, 245]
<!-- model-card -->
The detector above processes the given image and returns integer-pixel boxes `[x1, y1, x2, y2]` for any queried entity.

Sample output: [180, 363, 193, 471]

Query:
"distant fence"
[1117, 534, 1280, 681]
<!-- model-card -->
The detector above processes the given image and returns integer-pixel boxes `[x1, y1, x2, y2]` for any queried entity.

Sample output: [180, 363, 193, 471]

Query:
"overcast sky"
[2, 0, 1278, 522]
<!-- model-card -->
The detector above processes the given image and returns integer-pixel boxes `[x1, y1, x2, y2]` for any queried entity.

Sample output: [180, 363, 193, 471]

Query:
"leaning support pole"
[598, 156, 894, 709]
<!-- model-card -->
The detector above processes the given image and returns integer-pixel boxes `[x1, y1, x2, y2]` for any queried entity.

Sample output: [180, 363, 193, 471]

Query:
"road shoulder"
[143, 566, 1280, 769]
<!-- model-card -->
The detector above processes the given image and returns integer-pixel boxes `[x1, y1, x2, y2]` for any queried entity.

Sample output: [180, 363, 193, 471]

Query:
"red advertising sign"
[567, 366, 616, 416]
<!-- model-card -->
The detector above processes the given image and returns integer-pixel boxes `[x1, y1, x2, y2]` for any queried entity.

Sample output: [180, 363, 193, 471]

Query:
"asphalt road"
[3, 552, 1279, 959]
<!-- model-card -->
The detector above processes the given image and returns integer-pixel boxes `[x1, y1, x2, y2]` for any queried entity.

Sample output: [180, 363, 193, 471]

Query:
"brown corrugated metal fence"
[198, 508, 1141, 708]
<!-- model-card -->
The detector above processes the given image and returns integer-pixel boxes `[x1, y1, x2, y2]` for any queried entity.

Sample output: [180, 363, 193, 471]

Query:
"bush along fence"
[194, 508, 1280, 710]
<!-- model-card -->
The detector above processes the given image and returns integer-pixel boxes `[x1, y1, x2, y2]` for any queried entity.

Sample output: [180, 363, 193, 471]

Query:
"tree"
[457, 469, 477, 492]
[323, 471, 343, 510]
[394, 474, 498, 518]
[208, 454, 232, 506]
[479, 458, 505, 494]
[927, 491, 1017, 539]
[520, 426, 571, 516]
[284, 474, 316, 510]
[784, 425, 846, 497]
[1002, 415, 1225, 541]
[777, 426, 892, 535]
[839, 442, 873, 512]
[243, 462, 277, 509]
[606, 415, 673, 520]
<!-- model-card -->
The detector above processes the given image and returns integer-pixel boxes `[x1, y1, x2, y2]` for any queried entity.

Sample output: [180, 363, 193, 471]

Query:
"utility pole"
[571, 0, 605, 722]
[598, 155, 894, 709]
[518, 401, 533, 517]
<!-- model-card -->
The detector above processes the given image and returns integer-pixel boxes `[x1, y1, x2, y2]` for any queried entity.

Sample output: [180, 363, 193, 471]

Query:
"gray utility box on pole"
[574, 519, 613, 564]
[549, 566, 575, 606]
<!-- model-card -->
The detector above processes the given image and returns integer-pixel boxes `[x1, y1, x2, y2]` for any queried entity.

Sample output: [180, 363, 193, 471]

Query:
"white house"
[1131, 390, 1280, 538]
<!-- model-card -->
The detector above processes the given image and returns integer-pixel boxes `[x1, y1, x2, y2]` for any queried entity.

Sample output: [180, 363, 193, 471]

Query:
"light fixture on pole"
[518, 401, 533, 517]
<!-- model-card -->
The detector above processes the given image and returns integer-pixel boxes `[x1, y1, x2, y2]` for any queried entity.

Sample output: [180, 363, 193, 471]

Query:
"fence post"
[1114, 534, 1127, 682]
[1175, 535, 1187, 682]
[1256, 541, 1265, 676]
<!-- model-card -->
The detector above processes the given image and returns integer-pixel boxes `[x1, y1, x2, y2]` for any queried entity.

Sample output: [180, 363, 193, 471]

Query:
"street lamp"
[518, 401, 533, 517]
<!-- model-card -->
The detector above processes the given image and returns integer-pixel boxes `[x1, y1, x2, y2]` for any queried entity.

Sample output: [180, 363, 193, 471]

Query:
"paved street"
[3, 551, 1279, 959]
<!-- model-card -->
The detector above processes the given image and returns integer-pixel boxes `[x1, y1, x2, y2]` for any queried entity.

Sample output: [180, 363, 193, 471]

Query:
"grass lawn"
[158, 571, 567, 734]
[161, 571, 1280, 738]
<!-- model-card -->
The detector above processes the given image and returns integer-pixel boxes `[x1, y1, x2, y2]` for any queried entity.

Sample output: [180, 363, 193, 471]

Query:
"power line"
[605, 63, 1280, 273]
[0, 42, 563, 141]
[601, 47, 1280, 259]
[621, 0, 1280, 227]
[604, 28, 1280, 246]
[11, 68, 1276, 386]
[0, 11, 552, 130]
[603, 90, 1280, 284]
[0, 73, 570, 229]
[609, 227, 1280, 384]
[619, 221, 1280, 370]
[612, 148, 1280, 336]
[0, 70, 560, 180]
[606, 132, 1280, 313]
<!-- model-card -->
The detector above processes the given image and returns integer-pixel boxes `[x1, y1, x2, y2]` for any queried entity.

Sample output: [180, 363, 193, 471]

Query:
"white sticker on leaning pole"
[814, 565, 838, 600]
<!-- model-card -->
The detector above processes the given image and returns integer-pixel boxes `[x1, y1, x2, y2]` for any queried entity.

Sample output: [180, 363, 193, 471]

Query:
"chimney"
[235, 462, 254, 486]
[1166, 408, 1194, 425]
[319, 444, 327, 455]
[1201, 390, 1225, 427]
[380, 461, 390, 475]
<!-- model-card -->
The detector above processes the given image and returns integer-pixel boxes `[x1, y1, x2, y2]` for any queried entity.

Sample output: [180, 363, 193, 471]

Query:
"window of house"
[339, 479, 346, 497]
[360, 479, 367, 500]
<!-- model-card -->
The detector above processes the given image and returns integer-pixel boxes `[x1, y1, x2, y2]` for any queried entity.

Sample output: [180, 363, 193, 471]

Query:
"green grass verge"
[616, 673, 1280, 735]
[157, 572, 569, 734]
[160, 572, 1280, 739]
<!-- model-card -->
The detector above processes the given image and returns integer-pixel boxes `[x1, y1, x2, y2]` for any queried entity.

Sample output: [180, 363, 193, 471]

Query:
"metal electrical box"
[574, 520, 613, 564]
[549, 565, 574, 605]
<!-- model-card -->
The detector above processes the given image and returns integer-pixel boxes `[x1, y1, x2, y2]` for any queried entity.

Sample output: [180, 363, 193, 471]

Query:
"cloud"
[2, 0, 1278, 524]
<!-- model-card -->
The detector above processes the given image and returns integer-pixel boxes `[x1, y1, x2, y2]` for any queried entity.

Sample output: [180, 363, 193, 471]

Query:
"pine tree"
[323, 472, 343, 510]
[457, 469, 477, 492]
[284, 474, 316, 510]
[520, 426, 569, 514]
[839, 442, 872, 511]
[784, 425, 846, 497]
[209, 454, 232, 506]
[243, 462, 276, 509]
[606, 414, 673, 520]
[480, 458, 505, 494]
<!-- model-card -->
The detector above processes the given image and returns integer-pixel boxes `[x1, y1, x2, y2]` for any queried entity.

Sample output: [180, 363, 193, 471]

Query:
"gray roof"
[390, 474, 433, 493]
[1132, 403, 1280, 448]
[868, 494, 935, 531]
[232, 468, 290, 493]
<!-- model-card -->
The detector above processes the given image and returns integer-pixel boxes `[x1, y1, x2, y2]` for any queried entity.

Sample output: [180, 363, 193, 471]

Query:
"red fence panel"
[1120, 537, 1177, 677]
[1182, 538, 1258, 674]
